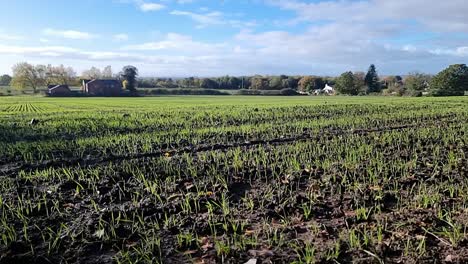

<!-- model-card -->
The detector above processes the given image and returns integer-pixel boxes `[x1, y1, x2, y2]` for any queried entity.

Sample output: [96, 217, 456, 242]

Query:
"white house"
[322, 84, 334, 95]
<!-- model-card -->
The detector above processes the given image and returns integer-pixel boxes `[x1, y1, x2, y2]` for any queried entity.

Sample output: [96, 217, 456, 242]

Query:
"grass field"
[0, 96, 467, 263]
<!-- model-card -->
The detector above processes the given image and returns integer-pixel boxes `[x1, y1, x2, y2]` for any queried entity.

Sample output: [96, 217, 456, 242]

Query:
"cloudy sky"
[0, 0, 467, 76]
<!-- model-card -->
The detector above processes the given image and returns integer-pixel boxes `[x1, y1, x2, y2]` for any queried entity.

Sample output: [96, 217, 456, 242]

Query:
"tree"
[102, 66, 113, 78]
[250, 77, 269, 90]
[180, 77, 196, 87]
[228, 77, 241, 89]
[364, 64, 381, 93]
[11, 62, 46, 93]
[82, 67, 102, 79]
[121, 65, 138, 92]
[0, 74, 12, 86]
[335, 71, 360, 95]
[156, 78, 178, 88]
[382, 75, 403, 89]
[200, 78, 218, 89]
[298, 76, 325, 92]
[430, 64, 468, 96]
[51, 65, 76, 85]
[353, 71, 366, 93]
[282, 76, 299, 89]
[269, 76, 284, 90]
[138, 78, 157, 88]
[381, 75, 405, 96]
[404, 72, 430, 93]
[241, 77, 251, 89]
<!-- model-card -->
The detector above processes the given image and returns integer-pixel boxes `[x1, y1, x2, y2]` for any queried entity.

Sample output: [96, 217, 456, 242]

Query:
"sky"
[0, 0, 467, 77]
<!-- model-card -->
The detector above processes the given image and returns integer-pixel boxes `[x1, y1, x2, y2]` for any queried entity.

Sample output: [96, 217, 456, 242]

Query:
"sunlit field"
[1, 96, 467, 263]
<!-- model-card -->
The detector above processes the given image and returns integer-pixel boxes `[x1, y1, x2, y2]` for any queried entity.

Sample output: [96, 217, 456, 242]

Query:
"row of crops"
[3, 103, 44, 113]
[0, 96, 467, 263]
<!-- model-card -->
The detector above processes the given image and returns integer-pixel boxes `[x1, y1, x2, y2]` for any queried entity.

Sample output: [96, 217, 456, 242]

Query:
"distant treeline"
[2, 63, 467, 97]
[136, 63, 468, 96]
[137, 75, 308, 90]
[135, 73, 401, 94]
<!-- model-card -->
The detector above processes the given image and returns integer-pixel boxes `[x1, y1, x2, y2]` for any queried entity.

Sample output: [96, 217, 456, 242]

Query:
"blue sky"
[0, 0, 467, 76]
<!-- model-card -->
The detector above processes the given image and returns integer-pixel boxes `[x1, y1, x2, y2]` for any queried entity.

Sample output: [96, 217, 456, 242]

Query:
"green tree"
[11, 62, 46, 93]
[404, 72, 430, 92]
[121, 65, 138, 92]
[250, 76, 269, 90]
[364, 64, 381, 93]
[200, 78, 218, 89]
[335, 71, 359, 95]
[0, 74, 12, 86]
[430, 64, 468, 96]
[282, 76, 299, 89]
[395, 75, 403, 85]
[382, 75, 403, 89]
[298, 76, 325, 92]
[269, 76, 283, 90]
[228, 77, 241, 89]
[381, 75, 405, 96]
[183, 77, 196, 87]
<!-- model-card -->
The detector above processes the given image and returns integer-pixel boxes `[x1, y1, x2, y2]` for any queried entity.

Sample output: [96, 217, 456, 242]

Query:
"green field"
[1, 96, 467, 263]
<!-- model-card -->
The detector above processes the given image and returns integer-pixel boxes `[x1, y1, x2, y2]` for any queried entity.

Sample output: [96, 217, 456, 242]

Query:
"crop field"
[0, 96, 467, 264]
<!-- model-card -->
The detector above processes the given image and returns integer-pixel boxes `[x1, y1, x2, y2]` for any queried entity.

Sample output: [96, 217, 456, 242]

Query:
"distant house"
[82, 79, 121, 96]
[48, 85, 71, 96]
[322, 84, 335, 95]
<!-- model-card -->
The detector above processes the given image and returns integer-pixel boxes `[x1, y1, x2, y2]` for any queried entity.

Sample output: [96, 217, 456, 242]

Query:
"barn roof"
[87, 79, 120, 85]
[49, 85, 70, 91]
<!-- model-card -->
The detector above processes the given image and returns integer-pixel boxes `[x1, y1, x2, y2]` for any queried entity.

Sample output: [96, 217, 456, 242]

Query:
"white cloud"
[267, 0, 468, 32]
[1, 22, 466, 77]
[456, 47, 468, 56]
[236, 0, 468, 74]
[177, 0, 194, 3]
[139, 2, 165, 11]
[0, 44, 158, 64]
[170, 10, 257, 28]
[123, 33, 227, 54]
[0, 38, 463, 76]
[43, 28, 97, 40]
[430, 47, 468, 57]
[170, 10, 223, 27]
[2, 0, 468, 76]
[0, 45, 79, 54]
[38, 51, 63, 57]
[119, 0, 166, 11]
[0, 35, 24, 41]
[0, 29, 25, 41]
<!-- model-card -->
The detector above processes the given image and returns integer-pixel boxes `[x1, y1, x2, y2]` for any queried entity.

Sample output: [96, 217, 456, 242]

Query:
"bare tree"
[45, 64, 76, 85]
[11, 62, 46, 93]
[81, 67, 102, 79]
[55, 65, 76, 85]
[102, 65, 113, 78]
